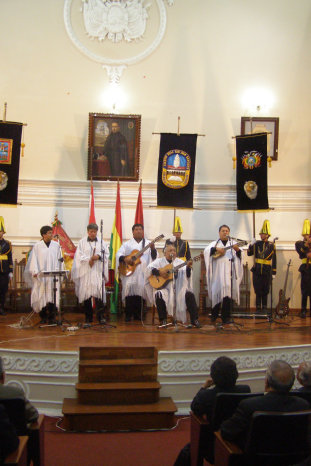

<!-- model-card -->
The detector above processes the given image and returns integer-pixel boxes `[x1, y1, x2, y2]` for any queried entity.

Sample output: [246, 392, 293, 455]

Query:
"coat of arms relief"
[64, 0, 175, 82]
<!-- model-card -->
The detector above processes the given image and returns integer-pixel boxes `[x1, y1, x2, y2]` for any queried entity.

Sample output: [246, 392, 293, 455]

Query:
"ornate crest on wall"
[64, 0, 175, 82]
[82, 0, 150, 43]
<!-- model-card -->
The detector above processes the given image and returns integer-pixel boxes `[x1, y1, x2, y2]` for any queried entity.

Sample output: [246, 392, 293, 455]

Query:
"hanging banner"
[236, 133, 269, 211]
[0, 122, 23, 205]
[157, 133, 197, 208]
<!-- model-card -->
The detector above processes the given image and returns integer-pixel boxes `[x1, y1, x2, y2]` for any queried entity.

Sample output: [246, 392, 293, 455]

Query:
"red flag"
[89, 182, 96, 224]
[134, 181, 144, 226]
[52, 213, 77, 270]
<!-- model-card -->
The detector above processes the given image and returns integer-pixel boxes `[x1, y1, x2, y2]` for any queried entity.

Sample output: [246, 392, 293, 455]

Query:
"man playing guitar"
[146, 243, 201, 328]
[116, 224, 157, 322]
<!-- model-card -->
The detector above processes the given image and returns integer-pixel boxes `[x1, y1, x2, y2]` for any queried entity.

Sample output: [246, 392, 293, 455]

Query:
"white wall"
[1, 0, 311, 308]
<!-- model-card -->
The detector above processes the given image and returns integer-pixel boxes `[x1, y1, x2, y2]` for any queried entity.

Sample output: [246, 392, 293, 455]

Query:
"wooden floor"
[0, 310, 310, 352]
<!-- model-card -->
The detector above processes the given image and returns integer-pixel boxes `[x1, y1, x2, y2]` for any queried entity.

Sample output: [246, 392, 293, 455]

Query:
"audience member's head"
[297, 362, 311, 388]
[265, 360, 295, 393]
[0, 357, 5, 383]
[210, 356, 239, 389]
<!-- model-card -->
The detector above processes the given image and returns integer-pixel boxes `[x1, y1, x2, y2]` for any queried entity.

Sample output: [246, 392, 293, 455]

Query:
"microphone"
[273, 237, 279, 242]
[170, 253, 174, 257]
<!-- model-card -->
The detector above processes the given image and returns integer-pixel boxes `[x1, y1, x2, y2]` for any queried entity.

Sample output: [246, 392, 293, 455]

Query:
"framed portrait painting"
[241, 117, 279, 161]
[88, 113, 141, 181]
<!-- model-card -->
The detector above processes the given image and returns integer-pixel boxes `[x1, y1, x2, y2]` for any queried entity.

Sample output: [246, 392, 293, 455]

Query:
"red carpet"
[44, 416, 190, 466]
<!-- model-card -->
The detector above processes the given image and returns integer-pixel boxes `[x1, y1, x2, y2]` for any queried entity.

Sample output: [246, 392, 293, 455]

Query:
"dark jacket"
[221, 391, 310, 449]
[191, 384, 251, 421]
[247, 240, 276, 276]
[0, 239, 13, 275]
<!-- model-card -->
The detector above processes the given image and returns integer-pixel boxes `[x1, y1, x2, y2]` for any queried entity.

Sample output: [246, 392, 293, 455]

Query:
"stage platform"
[0, 311, 310, 416]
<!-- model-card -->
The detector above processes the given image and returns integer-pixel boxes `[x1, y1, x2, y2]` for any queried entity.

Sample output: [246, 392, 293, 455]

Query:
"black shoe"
[39, 319, 47, 324]
[192, 320, 202, 328]
[158, 319, 167, 327]
[300, 310, 307, 318]
[125, 316, 131, 322]
[85, 317, 93, 324]
[211, 316, 217, 323]
[0, 308, 6, 316]
[222, 318, 231, 324]
[48, 319, 57, 325]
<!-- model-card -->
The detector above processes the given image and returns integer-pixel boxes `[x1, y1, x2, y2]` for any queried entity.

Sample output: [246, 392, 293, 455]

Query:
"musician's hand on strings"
[233, 244, 240, 252]
[186, 259, 193, 268]
[216, 247, 225, 257]
[125, 256, 134, 266]
[150, 241, 155, 250]
[159, 269, 169, 278]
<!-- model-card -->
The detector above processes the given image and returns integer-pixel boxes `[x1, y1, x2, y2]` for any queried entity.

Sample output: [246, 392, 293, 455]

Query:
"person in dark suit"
[295, 219, 311, 318]
[174, 356, 251, 466]
[221, 360, 310, 449]
[0, 404, 19, 463]
[0, 357, 38, 426]
[296, 362, 311, 392]
[0, 216, 13, 315]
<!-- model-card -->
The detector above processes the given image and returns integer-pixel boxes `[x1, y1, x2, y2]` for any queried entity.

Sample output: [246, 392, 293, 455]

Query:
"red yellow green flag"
[109, 182, 122, 313]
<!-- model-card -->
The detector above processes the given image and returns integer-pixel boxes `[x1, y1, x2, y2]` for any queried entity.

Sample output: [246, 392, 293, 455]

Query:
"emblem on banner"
[241, 150, 262, 169]
[0, 139, 13, 164]
[161, 149, 191, 189]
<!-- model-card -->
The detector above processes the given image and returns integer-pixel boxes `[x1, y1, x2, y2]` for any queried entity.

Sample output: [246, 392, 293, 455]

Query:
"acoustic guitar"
[119, 234, 164, 277]
[148, 254, 202, 290]
[212, 240, 248, 258]
[275, 259, 291, 317]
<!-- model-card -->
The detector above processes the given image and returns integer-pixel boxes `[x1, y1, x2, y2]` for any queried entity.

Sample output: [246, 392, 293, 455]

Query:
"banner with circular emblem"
[236, 133, 269, 211]
[0, 122, 22, 205]
[157, 133, 197, 208]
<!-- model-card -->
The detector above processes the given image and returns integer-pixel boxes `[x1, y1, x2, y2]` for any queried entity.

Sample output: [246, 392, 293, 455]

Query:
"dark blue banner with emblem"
[0, 122, 23, 205]
[157, 133, 197, 208]
[236, 133, 269, 211]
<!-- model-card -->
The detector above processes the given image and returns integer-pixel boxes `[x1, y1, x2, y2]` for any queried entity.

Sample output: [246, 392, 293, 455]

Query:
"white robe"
[24, 240, 64, 313]
[71, 237, 109, 303]
[116, 238, 157, 304]
[145, 256, 192, 324]
[204, 239, 243, 308]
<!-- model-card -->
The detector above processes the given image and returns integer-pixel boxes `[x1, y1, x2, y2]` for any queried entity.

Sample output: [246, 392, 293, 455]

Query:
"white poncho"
[24, 240, 63, 313]
[204, 239, 243, 308]
[71, 237, 109, 303]
[116, 238, 157, 303]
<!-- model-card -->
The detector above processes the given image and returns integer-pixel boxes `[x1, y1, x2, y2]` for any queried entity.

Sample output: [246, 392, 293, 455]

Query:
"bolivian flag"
[109, 182, 122, 313]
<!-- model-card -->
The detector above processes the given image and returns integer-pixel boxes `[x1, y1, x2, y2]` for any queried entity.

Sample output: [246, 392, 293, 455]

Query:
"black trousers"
[301, 271, 311, 310]
[253, 273, 270, 308]
[0, 274, 9, 309]
[211, 296, 232, 322]
[155, 291, 198, 323]
[125, 295, 144, 320]
[83, 297, 104, 322]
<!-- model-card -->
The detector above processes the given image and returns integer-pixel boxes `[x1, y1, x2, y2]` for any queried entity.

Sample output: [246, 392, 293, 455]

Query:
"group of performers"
[0, 215, 310, 327]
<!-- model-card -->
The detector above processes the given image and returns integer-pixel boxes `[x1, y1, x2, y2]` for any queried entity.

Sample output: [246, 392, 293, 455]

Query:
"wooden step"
[76, 381, 161, 405]
[79, 358, 157, 383]
[62, 397, 177, 431]
[79, 346, 157, 361]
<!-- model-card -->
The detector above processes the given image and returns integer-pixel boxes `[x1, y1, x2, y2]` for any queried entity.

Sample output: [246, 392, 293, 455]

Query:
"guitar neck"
[223, 240, 246, 251]
[135, 235, 164, 258]
[173, 255, 201, 272]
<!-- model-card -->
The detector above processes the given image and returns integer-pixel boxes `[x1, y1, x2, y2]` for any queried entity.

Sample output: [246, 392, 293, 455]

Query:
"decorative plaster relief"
[64, 0, 173, 82]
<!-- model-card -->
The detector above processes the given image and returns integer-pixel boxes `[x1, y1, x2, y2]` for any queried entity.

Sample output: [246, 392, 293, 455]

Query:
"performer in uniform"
[164, 216, 191, 261]
[204, 225, 243, 324]
[25, 225, 64, 324]
[71, 223, 109, 324]
[247, 220, 276, 315]
[295, 219, 311, 318]
[0, 217, 13, 315]
[116, 223, 157, 322]
[146, 243, 200, 327]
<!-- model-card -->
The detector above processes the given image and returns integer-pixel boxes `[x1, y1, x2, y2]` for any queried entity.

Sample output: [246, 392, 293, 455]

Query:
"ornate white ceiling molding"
[64, 0, 173, 82]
